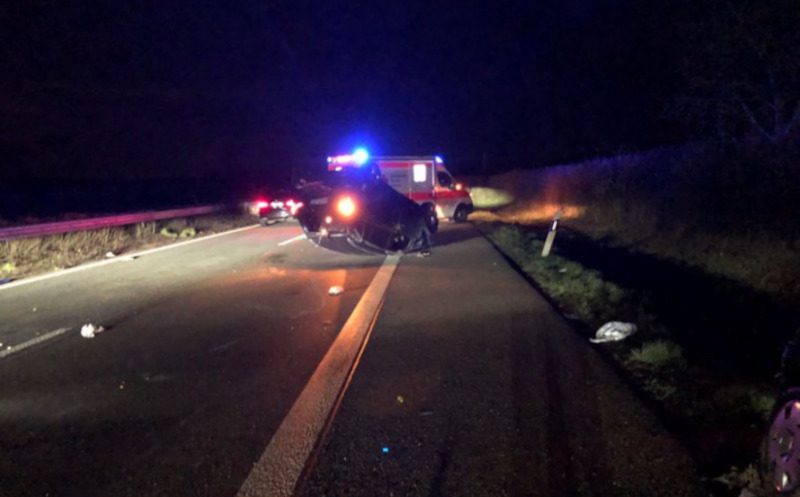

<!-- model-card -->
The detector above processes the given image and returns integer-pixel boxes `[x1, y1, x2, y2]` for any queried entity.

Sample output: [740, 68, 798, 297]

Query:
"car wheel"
[761, 395, 800, 494]
[424, 204, 439, 234]
[453, 205, 469, 223]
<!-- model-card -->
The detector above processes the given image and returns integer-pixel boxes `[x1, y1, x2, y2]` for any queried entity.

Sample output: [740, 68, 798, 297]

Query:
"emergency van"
[327, 155, 473, 222]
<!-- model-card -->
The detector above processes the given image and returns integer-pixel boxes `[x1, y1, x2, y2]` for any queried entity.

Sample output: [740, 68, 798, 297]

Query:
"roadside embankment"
[469, 144, 800, 494]
[0, 213, 256, 282]
[469, 144, 800, 303]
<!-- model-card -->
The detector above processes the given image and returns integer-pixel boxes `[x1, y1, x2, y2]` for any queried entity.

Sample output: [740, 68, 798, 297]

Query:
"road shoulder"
[302, 224, 702, 496]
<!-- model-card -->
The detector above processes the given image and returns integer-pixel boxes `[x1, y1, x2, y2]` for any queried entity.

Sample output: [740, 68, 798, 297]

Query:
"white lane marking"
[0, 224, 258, 292]
[237, 255, 400, 497]
[278, 234, 306, 246]
[0, 328, 70, 359]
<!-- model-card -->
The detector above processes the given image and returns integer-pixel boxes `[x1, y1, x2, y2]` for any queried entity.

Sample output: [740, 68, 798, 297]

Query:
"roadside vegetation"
[474, 141, 799, 496]
[481, 220, 779, 495]
[473, 145, 800, 303]
[0, 214, 255, 282]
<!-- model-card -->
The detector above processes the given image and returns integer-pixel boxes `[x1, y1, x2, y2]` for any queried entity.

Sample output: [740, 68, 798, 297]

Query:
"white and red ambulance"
[328, 154, 473, 222]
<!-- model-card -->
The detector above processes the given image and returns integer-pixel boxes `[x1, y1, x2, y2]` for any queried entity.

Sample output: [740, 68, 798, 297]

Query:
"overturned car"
[296, 158, 438, 255]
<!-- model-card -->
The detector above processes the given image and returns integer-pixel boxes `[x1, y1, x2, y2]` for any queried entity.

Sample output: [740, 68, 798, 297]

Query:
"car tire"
[424, 204, 439, 234]
[453, 205, 469, 223]
[760, 392, 800, 495]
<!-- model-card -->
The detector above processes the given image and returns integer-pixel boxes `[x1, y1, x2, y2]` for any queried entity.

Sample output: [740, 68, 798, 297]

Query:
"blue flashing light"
[381, 446, 390, 454]
[434, 155, 443, 164]
[353, 147, 369, 165]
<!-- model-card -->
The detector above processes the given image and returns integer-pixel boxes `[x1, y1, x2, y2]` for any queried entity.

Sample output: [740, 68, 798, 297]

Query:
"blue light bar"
[434, 155, 443, 164]
[353, 148, 369, 165]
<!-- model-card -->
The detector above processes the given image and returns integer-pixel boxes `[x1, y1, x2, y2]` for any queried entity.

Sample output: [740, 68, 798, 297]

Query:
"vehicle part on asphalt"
[589, 321, 638, 343]
[80, 323, 105, 338]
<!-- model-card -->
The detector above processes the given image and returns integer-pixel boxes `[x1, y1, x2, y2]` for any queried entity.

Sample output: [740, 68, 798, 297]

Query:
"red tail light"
[336, 196, 357, 217]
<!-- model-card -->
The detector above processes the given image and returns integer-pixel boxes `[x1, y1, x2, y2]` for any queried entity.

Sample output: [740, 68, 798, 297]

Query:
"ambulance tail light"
[336, 196, 357, 218]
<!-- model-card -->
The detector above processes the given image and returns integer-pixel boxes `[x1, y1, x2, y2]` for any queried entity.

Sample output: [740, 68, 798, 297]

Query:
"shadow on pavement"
[431, 223, 480, 248]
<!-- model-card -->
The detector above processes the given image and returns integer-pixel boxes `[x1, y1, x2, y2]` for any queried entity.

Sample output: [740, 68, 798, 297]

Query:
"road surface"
[0, 222, 701, 496]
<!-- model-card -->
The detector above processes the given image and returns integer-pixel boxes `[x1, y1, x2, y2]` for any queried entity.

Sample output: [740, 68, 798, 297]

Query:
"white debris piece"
[80, 324, 106, 339]
[328, 286, 344, 296]
[105, 251, 116, 258]
[590, 321, 637, 343]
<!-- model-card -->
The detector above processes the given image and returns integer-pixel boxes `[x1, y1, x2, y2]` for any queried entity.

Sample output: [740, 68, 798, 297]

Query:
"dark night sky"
[0, 1, 691, 183]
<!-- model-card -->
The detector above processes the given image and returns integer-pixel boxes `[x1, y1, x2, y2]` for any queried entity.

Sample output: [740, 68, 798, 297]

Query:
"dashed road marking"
[278, 234, 307, 246]
[0, 328, 70, 359]
[236, 255, 400, 497]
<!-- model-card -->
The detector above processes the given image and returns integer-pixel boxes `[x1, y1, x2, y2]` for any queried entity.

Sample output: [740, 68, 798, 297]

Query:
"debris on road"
[396, 395, 404, 404]
[328, 286, 344, 296]
[80, 323, 106, 338]
[105, 251, 116, 258]
[590, 321, 638, 343]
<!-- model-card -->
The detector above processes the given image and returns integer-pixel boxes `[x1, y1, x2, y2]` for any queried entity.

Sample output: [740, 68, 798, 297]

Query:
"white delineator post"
[541, 209, 562, 257]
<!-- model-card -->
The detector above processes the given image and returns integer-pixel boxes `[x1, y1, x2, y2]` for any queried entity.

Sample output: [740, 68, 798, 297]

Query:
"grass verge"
[481, 222, 777, 496]
[0, 214, 256, 282]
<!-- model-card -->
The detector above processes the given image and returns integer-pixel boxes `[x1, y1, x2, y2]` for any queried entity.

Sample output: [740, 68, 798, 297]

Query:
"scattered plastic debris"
[558, 267, 568, 273]
[80, 324, 106, 338]
[396, 395, 404, 404]
[590, 321, 637, 343]
[105, 251, 116, 258]
[328, 286, 344, 296]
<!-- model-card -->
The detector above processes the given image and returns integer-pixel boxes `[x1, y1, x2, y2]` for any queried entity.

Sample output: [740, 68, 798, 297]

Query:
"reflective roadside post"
[541, 208, 562, 257]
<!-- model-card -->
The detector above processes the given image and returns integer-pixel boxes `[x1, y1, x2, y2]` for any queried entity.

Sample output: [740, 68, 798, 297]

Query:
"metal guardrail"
[0, 205, 224, 241]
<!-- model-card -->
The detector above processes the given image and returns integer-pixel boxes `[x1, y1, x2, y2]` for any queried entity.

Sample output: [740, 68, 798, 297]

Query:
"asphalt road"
[302, 225, 702, 497]
[0, 222, 702, 497]
[0, 223, 384, 497]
